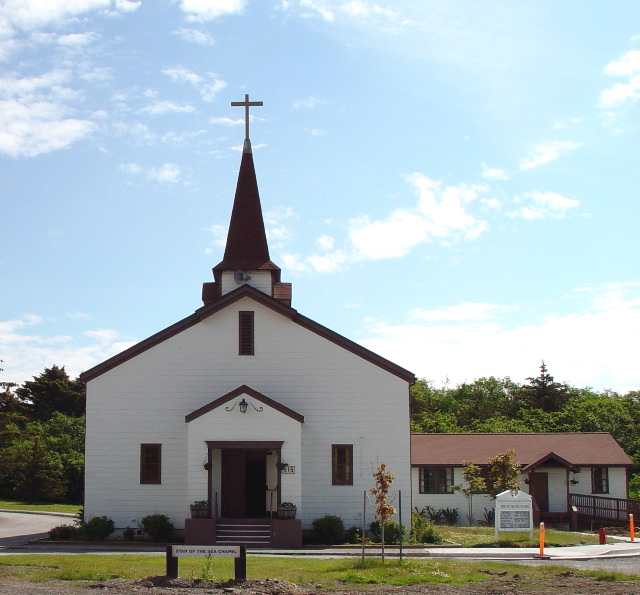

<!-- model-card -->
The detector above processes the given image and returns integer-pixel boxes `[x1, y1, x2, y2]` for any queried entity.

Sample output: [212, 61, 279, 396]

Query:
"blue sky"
[2, 1, 639, 393]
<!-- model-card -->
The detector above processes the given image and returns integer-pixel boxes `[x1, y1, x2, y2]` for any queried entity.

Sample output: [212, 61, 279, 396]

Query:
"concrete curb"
[0, 509, 76, 518]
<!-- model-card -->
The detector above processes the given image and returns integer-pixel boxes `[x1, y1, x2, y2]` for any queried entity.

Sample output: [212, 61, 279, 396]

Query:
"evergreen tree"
[16, 365, 85, 420]
[519, 361, 570, 413]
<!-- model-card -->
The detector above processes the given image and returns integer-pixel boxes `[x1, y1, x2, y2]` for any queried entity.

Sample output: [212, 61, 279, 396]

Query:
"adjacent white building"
[411, 432, 633, 527]
[82, 104, 415, 546]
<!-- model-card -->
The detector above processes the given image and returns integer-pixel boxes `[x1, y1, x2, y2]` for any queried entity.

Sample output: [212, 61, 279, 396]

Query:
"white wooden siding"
[186, 395, 303, 519]
[220, 270, 272, 296]
[410, 465, 629, 525]
[85, 295, 411, 530]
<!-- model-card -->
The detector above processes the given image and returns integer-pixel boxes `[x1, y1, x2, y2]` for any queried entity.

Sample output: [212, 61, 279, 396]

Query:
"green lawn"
[0, 500, 81, 515]
[0, 554, 636, 587]
[437, 525, 612, 547]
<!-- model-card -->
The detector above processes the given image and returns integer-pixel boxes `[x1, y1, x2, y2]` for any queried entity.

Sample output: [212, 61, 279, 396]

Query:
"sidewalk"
[249, 541, 640, 561]
[5, 541, 640, 561]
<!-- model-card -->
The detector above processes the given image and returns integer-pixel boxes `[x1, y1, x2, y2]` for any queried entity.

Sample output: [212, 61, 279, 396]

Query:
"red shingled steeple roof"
[214, 150, 279, 273]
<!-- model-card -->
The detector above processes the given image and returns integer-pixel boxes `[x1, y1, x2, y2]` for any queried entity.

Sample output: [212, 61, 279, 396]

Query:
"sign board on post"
[166, 545, 246, 580]
[494, 490, 533, 541]
[172, 545, 240, 557]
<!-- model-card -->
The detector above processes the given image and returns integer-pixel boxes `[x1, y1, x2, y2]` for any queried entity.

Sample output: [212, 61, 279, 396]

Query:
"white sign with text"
[494, 490, 534, 541]
[172, 545, 240, 558]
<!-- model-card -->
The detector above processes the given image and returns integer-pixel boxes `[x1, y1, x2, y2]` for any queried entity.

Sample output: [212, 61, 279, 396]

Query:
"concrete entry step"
[216, 519, 272, 545]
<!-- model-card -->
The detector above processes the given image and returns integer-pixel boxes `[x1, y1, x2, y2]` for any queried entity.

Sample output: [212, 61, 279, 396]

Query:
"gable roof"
[185, 385, 304, 423]
[80, 284, 415, 383]
[411, 433, 632, 468]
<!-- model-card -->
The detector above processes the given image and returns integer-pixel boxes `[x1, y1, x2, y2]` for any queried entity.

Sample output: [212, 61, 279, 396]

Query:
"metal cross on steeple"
[231, 94, 263, 153]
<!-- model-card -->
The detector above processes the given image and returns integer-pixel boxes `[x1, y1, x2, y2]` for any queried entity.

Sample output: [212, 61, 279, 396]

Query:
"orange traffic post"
[539, 522, 545, 556]
[630, 514, 635, 543]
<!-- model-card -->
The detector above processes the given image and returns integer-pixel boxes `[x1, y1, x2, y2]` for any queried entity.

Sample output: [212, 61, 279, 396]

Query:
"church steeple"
[202, 95, 291, 306]
[214, 149, 276, 271]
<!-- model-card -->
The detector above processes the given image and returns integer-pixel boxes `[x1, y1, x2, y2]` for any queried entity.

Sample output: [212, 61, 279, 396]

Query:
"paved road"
[507, 556, 640, 577]
[0, 511, 70, 548]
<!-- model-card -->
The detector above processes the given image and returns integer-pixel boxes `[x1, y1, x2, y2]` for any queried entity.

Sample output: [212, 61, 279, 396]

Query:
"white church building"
[81, 96, 415, 546]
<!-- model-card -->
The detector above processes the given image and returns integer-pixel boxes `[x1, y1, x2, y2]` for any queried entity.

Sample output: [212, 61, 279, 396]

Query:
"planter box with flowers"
[189, 500, 210, 519]
[277, 502, 297, 520]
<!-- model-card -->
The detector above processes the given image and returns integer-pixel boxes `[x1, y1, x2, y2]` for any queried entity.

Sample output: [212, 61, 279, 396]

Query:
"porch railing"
[570, 493, 640, 523]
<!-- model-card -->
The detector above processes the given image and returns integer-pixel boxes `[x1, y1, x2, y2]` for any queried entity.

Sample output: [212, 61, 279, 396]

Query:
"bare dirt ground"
[0, 572, 639, 595]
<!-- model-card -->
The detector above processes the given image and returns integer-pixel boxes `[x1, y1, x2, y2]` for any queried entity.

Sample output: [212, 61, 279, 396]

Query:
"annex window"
[239, 311, 254, 355]
[592, 466, 609, 494]
[332, 444, 353, 485]
[419, 466, 454, 494]
[140, 444, 162, 484]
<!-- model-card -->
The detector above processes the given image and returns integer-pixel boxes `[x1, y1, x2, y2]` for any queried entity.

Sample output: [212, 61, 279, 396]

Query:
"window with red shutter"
[239, 311, 254, 355]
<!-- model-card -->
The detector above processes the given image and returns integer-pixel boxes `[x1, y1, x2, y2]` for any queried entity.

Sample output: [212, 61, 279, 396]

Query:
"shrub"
[369, 520, 407, 544]
[479, 507, 495, 526]
[440, 507, 460, 525]
[418, 505, 444, 524]
[81, 515, 115, 541]
[140, 514, 174, 542]
[49, 524, 81, 540]
[344, 525, 362, 544]
[311, 514, 345, 544]
[122, 526, 136, 541]
[410, 513, 443, 544]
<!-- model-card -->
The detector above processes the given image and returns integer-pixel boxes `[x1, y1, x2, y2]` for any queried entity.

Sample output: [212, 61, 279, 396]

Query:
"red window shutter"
[239, 311, 254, 355]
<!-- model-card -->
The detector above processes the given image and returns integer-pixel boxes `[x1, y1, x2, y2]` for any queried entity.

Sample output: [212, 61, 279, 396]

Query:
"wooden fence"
[570, 494, 640, 524]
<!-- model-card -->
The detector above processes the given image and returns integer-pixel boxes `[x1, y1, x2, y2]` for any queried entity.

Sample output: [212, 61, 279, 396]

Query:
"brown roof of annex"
[411, 432, 632, 468]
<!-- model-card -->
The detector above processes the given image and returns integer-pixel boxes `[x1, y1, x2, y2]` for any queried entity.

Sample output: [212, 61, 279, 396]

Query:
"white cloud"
[0, 70, 95, 157]
[163, 66, 226, 102]
[359, 282, 640, 393]
[180, 0, 246, 21]
[599, 50, 640, 108]
[279, 174, 488, 273]
[507, 191, 579, 220]
[0, 314, 135, 386]
[173, 28, 215, 45]
[481, 163, 509, 180]
[0, 0, 110, 33]
[410, 302, 516, 324]
[113, 120, 157, 145]
[57, 32, 99, 46]
[205, 223, 228, 253]
[140, 100, 196, 116]
[210, 116, 244, 126]
[520, 140, 582, 170]
[163, 66, 203, 86]
[294, 0, 335, 22]
[119, 162, 181, 183]
[316, 235, 335, 250]
[149, 162, 181, 183]
[113, 0, 140, 13]
[283, 1, 410, 29]
[292, 96, 326, 109]
[265, 206, 297, 244]
[338, 0, 410, 28]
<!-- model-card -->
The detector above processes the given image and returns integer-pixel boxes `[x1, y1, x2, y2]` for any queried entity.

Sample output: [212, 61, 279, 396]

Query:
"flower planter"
[190, 508, 210, 519]
[278, 507, 296, 520]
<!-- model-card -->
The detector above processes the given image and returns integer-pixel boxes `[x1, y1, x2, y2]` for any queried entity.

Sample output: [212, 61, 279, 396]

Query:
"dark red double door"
[220, 449, 267, 518]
